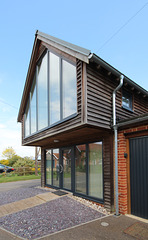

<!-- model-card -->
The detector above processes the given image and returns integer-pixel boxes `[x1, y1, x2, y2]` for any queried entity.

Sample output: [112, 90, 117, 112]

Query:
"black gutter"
[116, 114, 148, 128]
[88, 53, 148, 96]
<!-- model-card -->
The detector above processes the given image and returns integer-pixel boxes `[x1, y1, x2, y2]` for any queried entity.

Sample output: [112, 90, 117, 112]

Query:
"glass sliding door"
[75, 145, 86, 194]
[45, 149, 59, 187]
[62, 148, 72, 190]
[45, 142, 103, 202]
[46, 150, 52, 185]
[88, 142, 103, 199]
[53, 149, 60, 187]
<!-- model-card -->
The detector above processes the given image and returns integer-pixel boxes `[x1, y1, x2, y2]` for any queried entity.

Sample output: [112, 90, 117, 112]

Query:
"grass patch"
[0, 174, 41, 183]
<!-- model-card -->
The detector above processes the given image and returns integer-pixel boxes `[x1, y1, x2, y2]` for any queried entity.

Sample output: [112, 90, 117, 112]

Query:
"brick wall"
[118, 124, 148, 214]
[118, 130, 128, 214]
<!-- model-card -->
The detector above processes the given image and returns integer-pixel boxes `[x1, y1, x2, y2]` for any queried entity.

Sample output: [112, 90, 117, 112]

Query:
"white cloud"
[0, 123, 6, 129]
[0, 117, 35, 160]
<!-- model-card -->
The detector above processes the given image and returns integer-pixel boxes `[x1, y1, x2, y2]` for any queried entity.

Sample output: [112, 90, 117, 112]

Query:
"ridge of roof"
[36, 30, 91, 57]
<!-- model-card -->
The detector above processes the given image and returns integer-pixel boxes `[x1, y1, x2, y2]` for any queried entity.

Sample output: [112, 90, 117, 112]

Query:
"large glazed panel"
[37, 53, 48, 130]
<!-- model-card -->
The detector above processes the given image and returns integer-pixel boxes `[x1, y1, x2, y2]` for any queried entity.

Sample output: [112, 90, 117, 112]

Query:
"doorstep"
[125, 214, 148, 224]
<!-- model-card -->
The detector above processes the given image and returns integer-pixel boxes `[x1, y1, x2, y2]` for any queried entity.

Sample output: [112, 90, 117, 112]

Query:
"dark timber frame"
[44, 140, 104, 204]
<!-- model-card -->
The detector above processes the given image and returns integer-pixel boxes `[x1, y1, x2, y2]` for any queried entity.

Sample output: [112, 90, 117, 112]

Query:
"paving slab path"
[0, 181, 106, 239]
[0, 192, 61, 218]
[0, 180, 147, 240]
[0, 194, 105, 239]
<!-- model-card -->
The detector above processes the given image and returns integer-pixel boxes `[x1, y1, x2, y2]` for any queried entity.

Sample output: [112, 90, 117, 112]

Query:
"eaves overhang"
[88, 53, 148, 97]
[116, 113, 148, 129]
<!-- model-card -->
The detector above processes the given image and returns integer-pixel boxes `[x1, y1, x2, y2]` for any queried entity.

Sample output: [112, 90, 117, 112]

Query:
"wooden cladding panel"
[23, 59, 82, 146]
[116, 91, 148, 120]
[103, 134, 114, 211]
[86, 64, 148, 129]
[134, 96, 148, 114]
[87, 65, 112, 129]
[77, 59, 82, 114]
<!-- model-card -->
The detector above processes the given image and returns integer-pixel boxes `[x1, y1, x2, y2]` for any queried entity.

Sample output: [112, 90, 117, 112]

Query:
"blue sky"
[0, 0, 148, 159]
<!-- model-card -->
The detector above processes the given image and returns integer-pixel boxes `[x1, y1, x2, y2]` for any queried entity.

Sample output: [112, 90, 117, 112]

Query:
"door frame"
[126, 133, 148, 216]
[126, 138, 131, 214]
[44, 141, 104, 204]
[60, 146, 75, 192]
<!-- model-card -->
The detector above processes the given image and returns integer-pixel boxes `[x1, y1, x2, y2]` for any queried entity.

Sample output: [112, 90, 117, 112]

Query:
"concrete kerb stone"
[0, 226, 25, 240]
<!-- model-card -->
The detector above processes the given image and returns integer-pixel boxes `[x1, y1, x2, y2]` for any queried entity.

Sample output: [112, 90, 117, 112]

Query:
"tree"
[1, 147, 21, 166]
[13, 157, 34, 168]
[0, 159, 9, 166]
[2, 147, 16, 160]
[9, 154, 22, 167]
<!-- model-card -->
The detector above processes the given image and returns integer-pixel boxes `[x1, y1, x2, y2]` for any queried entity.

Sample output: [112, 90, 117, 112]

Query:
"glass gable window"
[25, 101, 30, 137]
[63, 60, 77, 118]
[24, 50, 77, 138]
[37, 53, 48, 130]
[122, 90, 133, 111]
[30, 75, 36, 134]
[49, 52, 60, 125]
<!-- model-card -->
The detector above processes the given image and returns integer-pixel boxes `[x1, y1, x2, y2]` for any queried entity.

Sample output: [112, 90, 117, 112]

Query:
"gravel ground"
[0, 187, 51, 206]
[0, 196, 105, 239]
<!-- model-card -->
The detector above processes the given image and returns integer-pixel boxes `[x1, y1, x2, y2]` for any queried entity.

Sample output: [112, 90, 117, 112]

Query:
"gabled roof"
[17, 31, 91, 122]
[17, 30, 148, 122]
[37, 31, 91, 58]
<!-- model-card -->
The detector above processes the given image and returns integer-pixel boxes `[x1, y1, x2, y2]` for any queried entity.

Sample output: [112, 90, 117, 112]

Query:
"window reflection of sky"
[63, 60, 77, 118]
[38, 53, 48, 130]
[50, 52, 60, 124]
[25, 51, 77, 136]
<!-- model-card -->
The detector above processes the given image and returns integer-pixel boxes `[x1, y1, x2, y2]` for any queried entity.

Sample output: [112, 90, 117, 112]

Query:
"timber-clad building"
[18, 31, 148, 219]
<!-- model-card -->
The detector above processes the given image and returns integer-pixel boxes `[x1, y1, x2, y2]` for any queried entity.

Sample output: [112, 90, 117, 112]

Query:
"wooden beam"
[124, 82, 128, 86]
[107, 71, 111, 76]
[131, 87, 134, 91]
